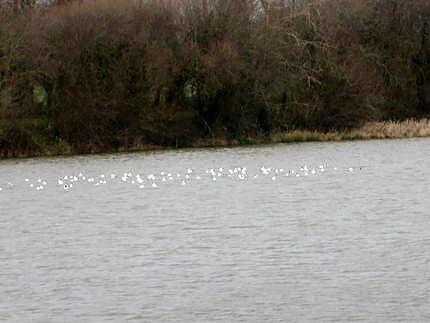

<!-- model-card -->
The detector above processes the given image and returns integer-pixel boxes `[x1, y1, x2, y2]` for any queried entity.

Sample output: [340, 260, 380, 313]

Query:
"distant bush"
[0, 0, 429, 156]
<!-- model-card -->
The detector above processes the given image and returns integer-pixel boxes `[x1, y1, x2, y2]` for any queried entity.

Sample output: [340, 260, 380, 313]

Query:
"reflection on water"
[1, 138, 430, 322]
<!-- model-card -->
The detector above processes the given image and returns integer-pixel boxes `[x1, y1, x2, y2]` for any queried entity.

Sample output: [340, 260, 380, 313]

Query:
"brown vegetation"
[1, 0, 430, 157]
[270, 119, 430, 144]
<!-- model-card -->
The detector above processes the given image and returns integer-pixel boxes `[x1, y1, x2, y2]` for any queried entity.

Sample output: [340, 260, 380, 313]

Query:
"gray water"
[1, 138, 430, 322]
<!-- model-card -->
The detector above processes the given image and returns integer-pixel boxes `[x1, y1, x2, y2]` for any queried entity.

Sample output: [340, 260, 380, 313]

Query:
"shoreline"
[1, 119, 430, 160]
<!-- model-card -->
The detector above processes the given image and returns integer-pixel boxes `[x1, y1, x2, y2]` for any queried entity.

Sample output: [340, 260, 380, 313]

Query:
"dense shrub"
[0, 0, 429, 156]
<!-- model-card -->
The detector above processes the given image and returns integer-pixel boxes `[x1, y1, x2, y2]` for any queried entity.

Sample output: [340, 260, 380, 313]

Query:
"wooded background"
[1, 0, 429, 156]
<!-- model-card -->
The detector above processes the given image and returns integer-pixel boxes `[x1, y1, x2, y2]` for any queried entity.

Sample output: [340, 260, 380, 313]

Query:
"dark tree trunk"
[416, 14, 430, 114]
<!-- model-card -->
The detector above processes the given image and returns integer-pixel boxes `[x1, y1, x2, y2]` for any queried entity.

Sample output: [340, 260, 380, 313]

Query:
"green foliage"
[238, 135, 257, 145]
[184, 80, 198, 99]
[32, 84, 48, 106]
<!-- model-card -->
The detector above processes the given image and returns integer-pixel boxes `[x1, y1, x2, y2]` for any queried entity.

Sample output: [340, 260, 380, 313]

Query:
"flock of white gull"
[0, 164, 361, 193]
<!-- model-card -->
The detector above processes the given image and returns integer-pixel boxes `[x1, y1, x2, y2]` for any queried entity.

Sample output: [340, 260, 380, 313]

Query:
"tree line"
[0, 0, 429, 156]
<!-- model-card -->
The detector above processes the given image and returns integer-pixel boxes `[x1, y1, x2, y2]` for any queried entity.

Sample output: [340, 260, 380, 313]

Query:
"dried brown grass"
[356, 119, 430, 139]
[271, 119, 430, 144]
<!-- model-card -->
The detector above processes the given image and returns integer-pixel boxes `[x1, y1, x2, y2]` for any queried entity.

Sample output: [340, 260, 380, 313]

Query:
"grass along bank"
[269, 119, 430, 144]
[3, 119, 428, 159]
[192, 119, 430, 148]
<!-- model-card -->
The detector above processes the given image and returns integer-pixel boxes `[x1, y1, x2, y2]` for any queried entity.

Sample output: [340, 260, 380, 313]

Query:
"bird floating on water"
[0, 163, 364, 194]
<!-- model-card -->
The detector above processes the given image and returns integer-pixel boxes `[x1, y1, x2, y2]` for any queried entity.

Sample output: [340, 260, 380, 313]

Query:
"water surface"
[1, 138, 430, 322]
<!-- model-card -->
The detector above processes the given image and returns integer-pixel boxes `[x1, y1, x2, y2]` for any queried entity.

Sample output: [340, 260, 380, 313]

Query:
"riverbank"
[2, 119, 429, 160]
[192, 119, 430, 147]
[271, 119, 430, 144]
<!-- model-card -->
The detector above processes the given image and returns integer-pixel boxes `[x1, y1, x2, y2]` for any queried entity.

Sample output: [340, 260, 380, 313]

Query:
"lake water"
[1, 138, 430, 322]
